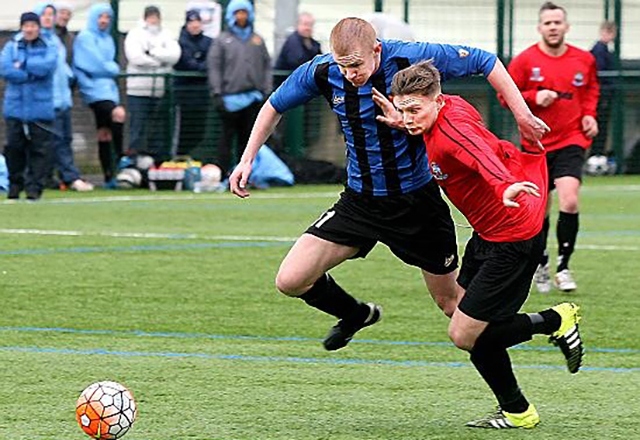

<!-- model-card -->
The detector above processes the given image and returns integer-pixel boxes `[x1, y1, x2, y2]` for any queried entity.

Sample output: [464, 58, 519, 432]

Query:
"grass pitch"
[1, 176, 639, 439]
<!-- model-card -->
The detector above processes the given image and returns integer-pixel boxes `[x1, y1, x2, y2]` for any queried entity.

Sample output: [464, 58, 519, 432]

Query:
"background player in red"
[374, 60, 584, 429]
[503, 2, 600, 293]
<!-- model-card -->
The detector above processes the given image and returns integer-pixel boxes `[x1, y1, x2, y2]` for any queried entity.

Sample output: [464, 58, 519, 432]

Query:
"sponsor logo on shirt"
[572, 72, 585, 86]
[332, 95, 345, 106]
[430, 162, 448, 180]
[529, 67, 545, 82]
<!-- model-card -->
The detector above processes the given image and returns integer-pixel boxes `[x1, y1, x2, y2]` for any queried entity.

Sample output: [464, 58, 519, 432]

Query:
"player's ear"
[435, 93, 445, 106]
[373, 41, 382, 55]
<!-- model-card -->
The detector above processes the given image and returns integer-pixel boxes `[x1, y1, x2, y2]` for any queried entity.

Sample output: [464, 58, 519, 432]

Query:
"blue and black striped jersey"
[270, 40, 497, 196]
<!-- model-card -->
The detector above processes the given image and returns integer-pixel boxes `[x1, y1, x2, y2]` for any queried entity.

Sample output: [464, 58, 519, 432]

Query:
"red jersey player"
[504, 2, 600, 293]
[372, 60, 584, 429]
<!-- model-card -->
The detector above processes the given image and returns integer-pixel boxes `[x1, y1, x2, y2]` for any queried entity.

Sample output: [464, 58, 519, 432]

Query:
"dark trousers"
[51, 108, 81, 184]
[174, 84, 210, 158]
[591, 90, 612, 156]
[218, 101, 261, 174]
[4, 118, 52, 199]
[127, 95, 168, 161]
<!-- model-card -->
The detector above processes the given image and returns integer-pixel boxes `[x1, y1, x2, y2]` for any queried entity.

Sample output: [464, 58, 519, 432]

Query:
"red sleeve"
[498, 55, 539, 109]
[582, 54, 600, 118]
[439, 114, 517, 201]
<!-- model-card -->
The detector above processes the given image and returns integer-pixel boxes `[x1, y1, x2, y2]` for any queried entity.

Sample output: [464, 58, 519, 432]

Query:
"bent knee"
[97, 128, 112, 142]
[448, 325, 475, 351]
[275, 270, 308, 297]
[112, 106, 126, 123]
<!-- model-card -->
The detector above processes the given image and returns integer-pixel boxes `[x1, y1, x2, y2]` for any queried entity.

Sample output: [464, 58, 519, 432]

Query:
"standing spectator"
[36, 3, 93, 192]
[207, 0, 271, 175]
[73, 3, 126, 188]
[1, 12, 57, 200]
[590, 20, 617, 159]
[274, 12, 321, 71]
[173, 9, 212, 158]
[503, 2, 599, 293]
[54, 1, 74, 64]
[124, 5, 181, 162]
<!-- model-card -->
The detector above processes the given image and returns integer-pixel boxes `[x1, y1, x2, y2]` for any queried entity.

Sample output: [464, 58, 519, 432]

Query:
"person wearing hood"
[1, 11, 57, 200]
[54, 1, 74, 64]
[207, 0, 272, 176]
[173, 9, 212, 158]
[124, 5, 181, 162]
[35, 3, 94, 192]
[73, 3, 126, 188]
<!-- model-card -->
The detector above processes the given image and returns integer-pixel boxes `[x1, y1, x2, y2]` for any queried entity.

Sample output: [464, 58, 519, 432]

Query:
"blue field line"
[0, 241, 290, 255]
[2, 326, 639, 355]
[0, 345, 637, 373]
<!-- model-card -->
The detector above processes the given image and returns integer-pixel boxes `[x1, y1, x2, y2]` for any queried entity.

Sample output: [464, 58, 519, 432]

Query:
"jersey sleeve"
[439, 115, 517, 201]
[400, 41, 497, 80]
[269, 58, 321, 114]
[582, 53, 600, 118]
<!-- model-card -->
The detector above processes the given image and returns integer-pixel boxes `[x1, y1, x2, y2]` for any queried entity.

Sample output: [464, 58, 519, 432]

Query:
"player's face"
[393, 93, 444, 136]
[538, 9, 569, 49]
[97, 12, 111, 30]
[333, 42, 382, 87]
[40, 6, 55, 29]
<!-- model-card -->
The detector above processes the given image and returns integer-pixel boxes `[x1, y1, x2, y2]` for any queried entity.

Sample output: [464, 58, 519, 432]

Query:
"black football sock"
[557, 211, 579, 272]
[540, 216, 550, 266]
[473, 315, 533, 352]
[98, 141, 113, 181]
[111, 122, 124, 158]
[528, 309, 562, 334]
[298, 274, 365, 320]
[470, 347, 529, 414]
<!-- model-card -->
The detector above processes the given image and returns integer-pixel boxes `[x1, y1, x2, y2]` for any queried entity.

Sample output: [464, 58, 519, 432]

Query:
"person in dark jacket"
[589, 20, 617, 158]
[207, 0, 271, 175]
[1, 12, 57, 200]
[54, 1, 74, 64]
[173, 9, 212, 158]
[275, 12, 321, 71]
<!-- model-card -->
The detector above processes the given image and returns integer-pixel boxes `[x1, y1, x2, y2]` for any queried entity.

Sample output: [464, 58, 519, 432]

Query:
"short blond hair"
[391, 60, 441, 98]
[330, 17, 377, 56]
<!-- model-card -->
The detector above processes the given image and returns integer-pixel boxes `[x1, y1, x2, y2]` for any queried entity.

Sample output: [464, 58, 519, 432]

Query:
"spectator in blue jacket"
[274, 12, 321, 72]
[35, 3, 93, 192]
[1, 12, 57, 200]
[173, 9, 212, 158]
[73, 3, 126, 187]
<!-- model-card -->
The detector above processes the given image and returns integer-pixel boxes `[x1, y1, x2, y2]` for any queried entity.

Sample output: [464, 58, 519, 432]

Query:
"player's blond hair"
[329, 17, 377, 56]
[391, 60, 441, 98]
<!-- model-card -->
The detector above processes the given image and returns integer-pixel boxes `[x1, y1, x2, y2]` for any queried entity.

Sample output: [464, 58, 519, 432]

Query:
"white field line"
[0, 228, 637, 251]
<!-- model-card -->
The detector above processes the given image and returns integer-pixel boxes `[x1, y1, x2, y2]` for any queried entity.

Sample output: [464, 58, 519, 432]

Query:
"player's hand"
[229, 161, 253, 198]
[503, 181, 540, 208]
[535, 90, 558, 107]
[516, 114, 549, 150]
[582, 115, 599, 138]
[372, 87, 405, 130]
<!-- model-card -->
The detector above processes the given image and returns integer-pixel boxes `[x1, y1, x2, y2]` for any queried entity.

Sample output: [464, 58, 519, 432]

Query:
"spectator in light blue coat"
[1, 12, 57, 200]
[35, 3, 93, 191]
[73, 3, 126, 187]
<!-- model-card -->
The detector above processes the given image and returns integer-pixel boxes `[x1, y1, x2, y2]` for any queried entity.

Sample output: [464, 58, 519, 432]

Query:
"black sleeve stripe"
[440, 114, 509, 182]
[313, 62, 333, 105]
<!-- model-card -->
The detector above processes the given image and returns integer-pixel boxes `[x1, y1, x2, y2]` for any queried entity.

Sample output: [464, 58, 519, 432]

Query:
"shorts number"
[314, 210, 336, 229]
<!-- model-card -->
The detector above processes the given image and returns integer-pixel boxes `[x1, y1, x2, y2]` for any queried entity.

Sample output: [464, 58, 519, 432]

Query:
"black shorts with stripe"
[546, 145, 586, 191]
[89, 100, 117, 129]
[457, 230, 545, 322]
[305, 179, 459, 275]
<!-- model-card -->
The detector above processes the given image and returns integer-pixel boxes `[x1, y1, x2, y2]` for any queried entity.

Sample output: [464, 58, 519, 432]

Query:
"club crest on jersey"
[572, 72, 585, 86]
[332, 95, 345, 106]
[458, 48, 469, 58]
[430, 162, 448, 180]
[529, 67, 544, 82]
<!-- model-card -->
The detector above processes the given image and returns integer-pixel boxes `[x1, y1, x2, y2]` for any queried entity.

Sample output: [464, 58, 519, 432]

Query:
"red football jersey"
[424, 95, 548, 242]
[504, 43, 599, 152]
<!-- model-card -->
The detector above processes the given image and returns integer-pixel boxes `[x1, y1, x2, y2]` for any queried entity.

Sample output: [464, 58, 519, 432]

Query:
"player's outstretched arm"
[229, 101, 283, 198]
[487, 60, 549, 148]
[503, 181, 541, 208]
